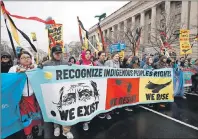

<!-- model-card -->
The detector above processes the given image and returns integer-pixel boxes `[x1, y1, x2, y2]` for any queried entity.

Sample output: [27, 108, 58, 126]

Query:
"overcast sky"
[1, 1, 129, 52]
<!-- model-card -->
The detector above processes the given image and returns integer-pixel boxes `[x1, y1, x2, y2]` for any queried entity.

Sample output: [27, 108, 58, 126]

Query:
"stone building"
[89, 1, 198, 59]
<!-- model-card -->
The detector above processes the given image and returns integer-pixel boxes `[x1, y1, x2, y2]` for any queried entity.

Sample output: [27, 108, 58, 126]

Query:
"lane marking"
[185, 93, 198, 97]
[140, 106, 198, 131]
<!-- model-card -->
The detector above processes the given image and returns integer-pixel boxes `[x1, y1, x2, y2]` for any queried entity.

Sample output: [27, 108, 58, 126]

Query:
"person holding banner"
[131, 56, 140, 69]
[105, 53, 120, 68]
[191, 58, 198, 93]
[76, 49, 95, 131]
[95, 51, 112, 119]
[1, 51, 13, 73]
[9, 51, 42, 139]
[154, 55, 168, 69]
[38, 45, 74, 139]
[76, 49, 95, 66]
[143, 56, 154, 69]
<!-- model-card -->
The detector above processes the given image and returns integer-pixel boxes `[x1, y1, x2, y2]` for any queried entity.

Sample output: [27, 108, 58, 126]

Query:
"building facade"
[89, 1, 198, 59]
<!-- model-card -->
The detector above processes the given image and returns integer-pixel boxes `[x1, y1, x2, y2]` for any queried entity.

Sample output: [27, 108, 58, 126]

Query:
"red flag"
[97, 23, 106, 51]
[1, 1, 55, 25]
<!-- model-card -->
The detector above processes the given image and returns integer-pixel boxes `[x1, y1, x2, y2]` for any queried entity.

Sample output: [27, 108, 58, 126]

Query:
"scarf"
[16, 64, 35, 72]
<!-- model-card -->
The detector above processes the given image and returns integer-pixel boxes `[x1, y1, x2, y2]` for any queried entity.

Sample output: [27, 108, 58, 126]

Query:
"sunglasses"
[1, 56, 9, 59]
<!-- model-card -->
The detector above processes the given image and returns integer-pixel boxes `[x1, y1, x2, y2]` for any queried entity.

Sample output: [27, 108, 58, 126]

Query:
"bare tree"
[148, 11, 184, 56]
[68, 41, 81, 59]
[105, 24, 142, 56]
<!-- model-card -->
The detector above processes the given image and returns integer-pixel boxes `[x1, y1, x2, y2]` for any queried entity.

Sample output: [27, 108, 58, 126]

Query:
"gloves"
[37, 63, 43, 69]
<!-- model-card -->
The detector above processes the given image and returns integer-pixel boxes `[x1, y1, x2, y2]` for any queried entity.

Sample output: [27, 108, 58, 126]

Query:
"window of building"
[127, 18, 132, 29]
[175, 1, 182, 9]
[148, 23, 151, 32]
[159, 3, 165, 14]
[148, 33, 151, 42]
[148, 11, 151, 19]
[160, 19, 165, 29]
[175, 13, 181, 25]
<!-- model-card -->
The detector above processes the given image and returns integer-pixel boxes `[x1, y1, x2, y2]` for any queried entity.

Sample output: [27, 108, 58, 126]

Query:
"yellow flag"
[8, 17, 20, 45]
[119, 50, 125, 61]
[31, 32, 37, 41]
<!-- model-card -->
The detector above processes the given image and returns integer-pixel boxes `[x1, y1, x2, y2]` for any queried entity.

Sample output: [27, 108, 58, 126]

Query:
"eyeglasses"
[20, 57, 31, 60]
[86, 53, 91, 55]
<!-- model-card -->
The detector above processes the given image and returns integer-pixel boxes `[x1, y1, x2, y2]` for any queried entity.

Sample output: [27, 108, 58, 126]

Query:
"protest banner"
[139, 77, 174, 103]
[1, 73, 26, 138]
[182, 68, 196, 87]
[25, 66, 174, 126]
[48, 24, 63, 49]
[179, 29, 192, 55]
[173, 69, 184, 97]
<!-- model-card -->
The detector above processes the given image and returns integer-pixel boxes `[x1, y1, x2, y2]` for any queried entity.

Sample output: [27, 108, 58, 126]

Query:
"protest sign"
[48, 24, 63, 49]
[179, 29, 192, 55]
[182, 68, 196, 87]
[26, 66, 174, 126]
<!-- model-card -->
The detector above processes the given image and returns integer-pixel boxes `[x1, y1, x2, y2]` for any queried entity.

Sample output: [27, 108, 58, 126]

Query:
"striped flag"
[1, 1, 55, 25]
[1, 1, 37, 56]
[95, 29, 103, 51]
[77, 16, 89, 50]
[97, 23, 106, 51]
[135, 27, 142, 56]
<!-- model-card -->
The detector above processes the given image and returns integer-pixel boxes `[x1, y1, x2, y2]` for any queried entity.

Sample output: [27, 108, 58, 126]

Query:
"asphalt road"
[5, 93, 198, 139]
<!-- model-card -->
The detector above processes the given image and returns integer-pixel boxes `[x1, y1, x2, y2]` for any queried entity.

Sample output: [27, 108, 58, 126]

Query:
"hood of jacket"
[80, 51, 92, 65]
[1, 51, 11, 58]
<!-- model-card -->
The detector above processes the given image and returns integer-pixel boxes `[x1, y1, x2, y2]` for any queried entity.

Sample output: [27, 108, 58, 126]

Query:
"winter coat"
[1, 51, 13, 73]
[105, 60, 120, 68]
[76, 51, 95, 66]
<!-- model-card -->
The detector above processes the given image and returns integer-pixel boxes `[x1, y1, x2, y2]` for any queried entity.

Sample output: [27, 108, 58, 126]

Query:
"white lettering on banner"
[2, 104, 9, 109]
[41, 79, 107, 122]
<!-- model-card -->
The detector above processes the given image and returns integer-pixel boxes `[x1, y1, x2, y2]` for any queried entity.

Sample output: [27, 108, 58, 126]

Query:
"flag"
[194, 34, 198, 41]
[160, 32, 172, 50]
[0, 1, 55, 25]
[77, 16, 89, 50]
[1, 1, 37, 53]
[135, 27, 142, 56]
[31, 32, 37, 42]
[8, 19, 20, 45]
[2, 13, 17, 57]
[95, 29, 103, 51]
[1, 73, 27, 138]
[97, 23, 106, 51]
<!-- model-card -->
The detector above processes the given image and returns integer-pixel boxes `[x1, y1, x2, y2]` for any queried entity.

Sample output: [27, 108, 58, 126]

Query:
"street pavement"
[5, 93, 198, 139]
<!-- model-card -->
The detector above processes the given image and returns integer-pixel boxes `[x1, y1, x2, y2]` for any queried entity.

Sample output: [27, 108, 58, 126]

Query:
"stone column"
[181, 1, 189, 29]
[140, 12, 145, 44]
[106, 29, 110, 40]
[124, 20, 127, 32]
[111, 26, 115, 41]
[131, 16, 135, 29]
[165, 1, 171, 17]
[151, 6, 156, 34]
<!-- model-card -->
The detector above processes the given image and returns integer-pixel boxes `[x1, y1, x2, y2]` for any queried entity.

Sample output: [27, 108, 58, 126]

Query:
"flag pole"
[87, 39, 98, 52]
